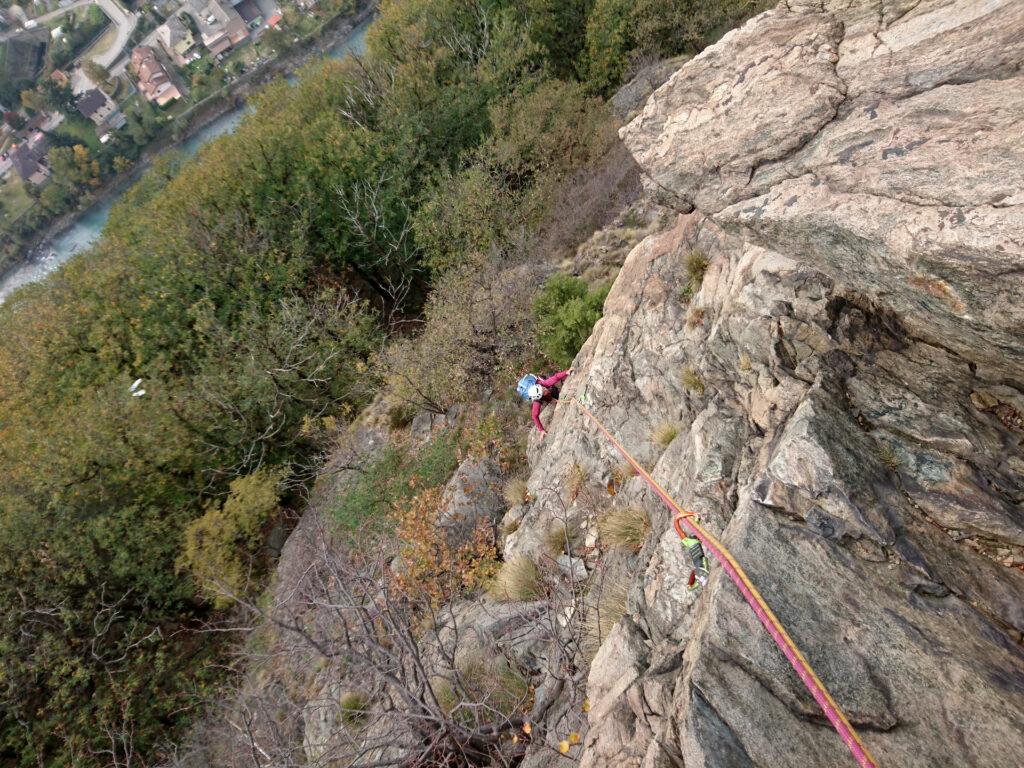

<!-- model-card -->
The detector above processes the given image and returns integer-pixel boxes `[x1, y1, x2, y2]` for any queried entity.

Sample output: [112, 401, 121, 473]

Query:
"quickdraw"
[574, 396, 880, 768]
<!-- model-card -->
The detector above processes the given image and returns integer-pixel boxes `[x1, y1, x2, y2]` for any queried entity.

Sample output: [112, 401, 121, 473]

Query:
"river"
[0, 17, 371, 302]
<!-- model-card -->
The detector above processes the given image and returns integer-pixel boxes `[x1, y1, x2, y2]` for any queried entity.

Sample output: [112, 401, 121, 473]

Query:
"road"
[87, 0, 138, 69]
[1, 0, 138, 70]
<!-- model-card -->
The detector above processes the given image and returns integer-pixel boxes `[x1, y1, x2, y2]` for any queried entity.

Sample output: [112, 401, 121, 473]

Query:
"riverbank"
[0, 1, 377, 293]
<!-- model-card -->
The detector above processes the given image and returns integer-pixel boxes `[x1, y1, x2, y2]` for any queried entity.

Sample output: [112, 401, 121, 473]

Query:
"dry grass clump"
[503, 477, 531, 507]
[489, 554, 545, 602]
[597, 506, 650, 551]
[680, 367, 705, 395]
[462, 655, 531, 717]
[583, 570, 630, 661]
[680, 250, 711, 301]
[434, 654, 531, 723]
[501, 515, 522, 537]
[651, 420, 680, 448]
[610, 461, 638, 485]
[876, 443, 902, 471]
[544, 518, 580, 555]
[339, 690, 370, 726]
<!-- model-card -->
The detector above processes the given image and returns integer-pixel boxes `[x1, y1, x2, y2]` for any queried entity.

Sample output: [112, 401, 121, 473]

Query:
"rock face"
[512, 1, 1024, 766]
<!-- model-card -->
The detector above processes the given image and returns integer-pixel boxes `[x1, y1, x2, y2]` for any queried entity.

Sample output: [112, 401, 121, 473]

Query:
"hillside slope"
[510, 0, 1024, 765]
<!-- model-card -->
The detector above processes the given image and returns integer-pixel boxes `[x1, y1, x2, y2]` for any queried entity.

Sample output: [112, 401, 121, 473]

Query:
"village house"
[183, 0, 249, 57]
[3, 28, 50, 81]
[10, 132, 50, 186]
[155, 15, 197, 66]
[131, 46, 183, 106]
[265, 8, 283, 28]
[234, 0, 263, 31]
[75, 89, 127, 132]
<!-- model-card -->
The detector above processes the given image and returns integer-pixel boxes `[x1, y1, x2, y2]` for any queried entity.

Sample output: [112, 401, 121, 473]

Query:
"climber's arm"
[538, 369, 571, 387]
[531, 401, 546, 434]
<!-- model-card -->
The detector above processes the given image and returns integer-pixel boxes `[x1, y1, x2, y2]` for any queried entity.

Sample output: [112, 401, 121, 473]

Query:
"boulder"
[437, 456, 505, 548]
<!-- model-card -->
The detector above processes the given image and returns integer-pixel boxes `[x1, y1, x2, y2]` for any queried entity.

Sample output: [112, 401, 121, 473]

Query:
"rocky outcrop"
[437, 457, 505, 548]
[608, 55, 691, 123]
[510, 1, 1024, 766]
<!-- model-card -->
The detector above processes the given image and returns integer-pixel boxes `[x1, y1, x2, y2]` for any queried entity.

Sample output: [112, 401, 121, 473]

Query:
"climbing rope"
[574, 397, 880, 768]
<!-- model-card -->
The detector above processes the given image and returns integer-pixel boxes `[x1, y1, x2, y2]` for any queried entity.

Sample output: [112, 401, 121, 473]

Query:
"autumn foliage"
[392, 486, 501, 605]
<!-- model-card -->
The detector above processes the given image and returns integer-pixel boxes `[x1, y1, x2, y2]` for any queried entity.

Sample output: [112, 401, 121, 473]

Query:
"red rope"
[576, 399, 879, 767]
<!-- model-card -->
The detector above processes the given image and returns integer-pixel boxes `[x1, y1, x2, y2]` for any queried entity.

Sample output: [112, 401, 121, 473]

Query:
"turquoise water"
[0, 17, 371, 302]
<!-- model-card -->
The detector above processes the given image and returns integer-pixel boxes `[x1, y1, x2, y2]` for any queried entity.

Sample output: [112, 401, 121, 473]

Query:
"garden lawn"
[80, 21, 119, 62]
[53, 116, 103, 151]
[0, 176, 34, 225]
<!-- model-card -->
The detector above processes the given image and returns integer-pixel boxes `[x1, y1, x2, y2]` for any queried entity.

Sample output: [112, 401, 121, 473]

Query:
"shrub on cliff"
[179, 467, 287, 609]
[415, 79, 618, 275]
[331, 429, 461, 532]
[378, 257, 542, 413]
[533, 273, 610, 369]
[580, 0, 772, 94]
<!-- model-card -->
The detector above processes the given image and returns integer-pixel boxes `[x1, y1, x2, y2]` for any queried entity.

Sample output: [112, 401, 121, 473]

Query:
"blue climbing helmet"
[516, 374, 539, 402]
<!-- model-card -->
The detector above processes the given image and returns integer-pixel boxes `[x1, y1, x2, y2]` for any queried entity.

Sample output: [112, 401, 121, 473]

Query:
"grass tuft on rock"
[597, 506, 650, 551]
[583, 570, 630, 661]
[610, 461, 638, 485]
[339, 691, 370, 726]
[620, 207, 647, 229]
[877, 442, 902, 471]
[489, 554, 544, 602]
[501, 515, 522, 537]
[651, 421, 680, 448]
[680, 367, 705, 395]
[680, 250, 711, 300]
[434, 654, 531, 723]
[503, 477, 531, 507]
[685, 250, 710, 283]
[566, 463, 587, 499]
[544, 519, 577, 555]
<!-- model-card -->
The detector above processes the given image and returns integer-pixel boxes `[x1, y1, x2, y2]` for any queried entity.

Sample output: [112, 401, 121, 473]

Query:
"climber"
[681, 526, 710, 591]
[516, 368, 573, 439]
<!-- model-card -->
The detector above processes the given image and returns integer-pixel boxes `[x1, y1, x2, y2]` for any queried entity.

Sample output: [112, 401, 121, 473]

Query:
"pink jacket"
[531, 370, 570, 433]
